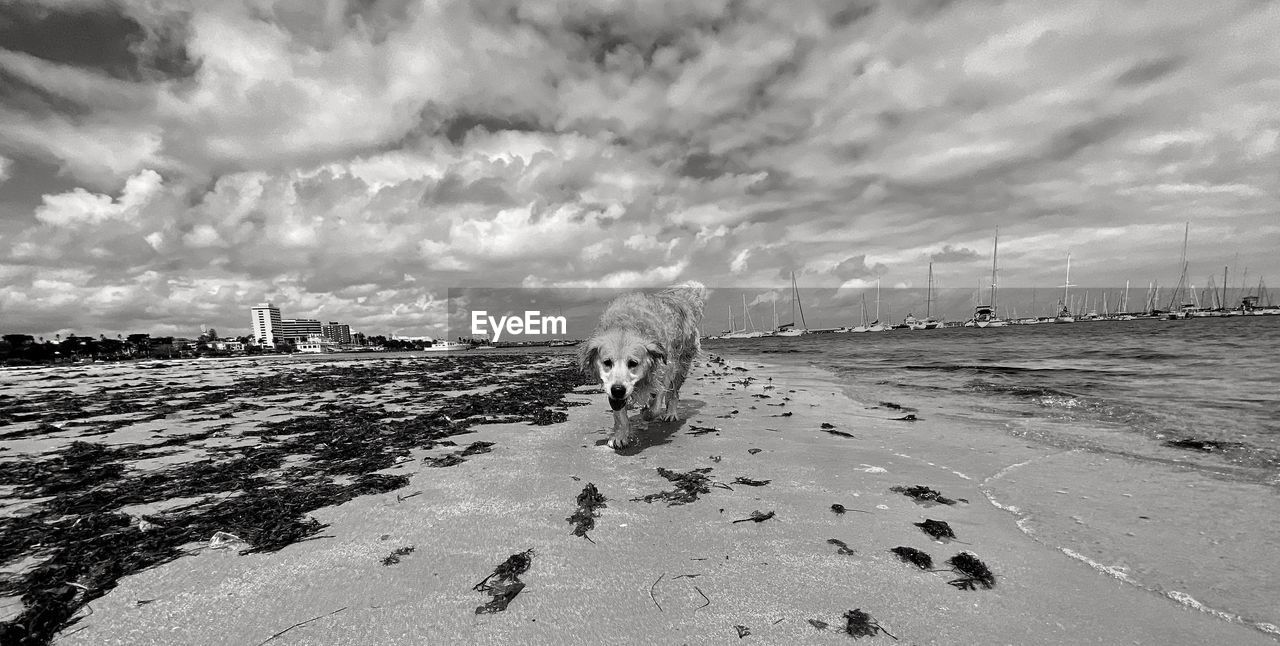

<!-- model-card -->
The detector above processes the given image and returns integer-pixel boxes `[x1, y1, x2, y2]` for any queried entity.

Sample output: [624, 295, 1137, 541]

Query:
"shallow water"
[708, 315, 1280, 637]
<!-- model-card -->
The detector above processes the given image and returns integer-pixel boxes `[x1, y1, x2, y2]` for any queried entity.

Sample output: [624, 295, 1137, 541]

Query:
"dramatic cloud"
[1, 0, 1278, 337]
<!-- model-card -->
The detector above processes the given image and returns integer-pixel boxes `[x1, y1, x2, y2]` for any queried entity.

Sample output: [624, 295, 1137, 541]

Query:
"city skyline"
[2, 1, 1278, 339]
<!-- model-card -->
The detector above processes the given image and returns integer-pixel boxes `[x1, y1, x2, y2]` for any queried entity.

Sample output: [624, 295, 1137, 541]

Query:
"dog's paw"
[607, 435, 633, 450]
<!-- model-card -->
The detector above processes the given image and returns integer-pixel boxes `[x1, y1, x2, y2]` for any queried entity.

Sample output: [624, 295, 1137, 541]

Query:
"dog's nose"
[609, 384, 626, 400]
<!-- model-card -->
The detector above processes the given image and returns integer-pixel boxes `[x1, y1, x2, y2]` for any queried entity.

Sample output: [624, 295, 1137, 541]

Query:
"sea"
[707, 314, 1280, 637]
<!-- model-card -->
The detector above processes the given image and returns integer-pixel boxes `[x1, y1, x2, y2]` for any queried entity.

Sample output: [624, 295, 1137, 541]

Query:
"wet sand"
[9, 355, 1275, 644]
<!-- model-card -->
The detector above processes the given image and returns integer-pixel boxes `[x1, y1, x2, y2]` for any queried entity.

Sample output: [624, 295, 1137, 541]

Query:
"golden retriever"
[579, 282, 707, 450]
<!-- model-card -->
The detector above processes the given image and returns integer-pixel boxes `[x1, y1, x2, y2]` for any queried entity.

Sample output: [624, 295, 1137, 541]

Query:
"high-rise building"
[281, 318, 323, 342]
[322, 322, 352, 344]
[250, 302, 283, 346]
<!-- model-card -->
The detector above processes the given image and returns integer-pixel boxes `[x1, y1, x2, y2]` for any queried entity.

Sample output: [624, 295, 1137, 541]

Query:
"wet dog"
[579, 282, 707, 450]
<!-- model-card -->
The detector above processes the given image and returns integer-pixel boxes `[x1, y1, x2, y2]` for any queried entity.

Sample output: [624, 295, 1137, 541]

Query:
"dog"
[579, 281, 707, 450]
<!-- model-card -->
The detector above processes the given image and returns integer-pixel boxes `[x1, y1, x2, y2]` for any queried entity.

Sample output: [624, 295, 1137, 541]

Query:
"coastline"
[5, 353, 1264, 644]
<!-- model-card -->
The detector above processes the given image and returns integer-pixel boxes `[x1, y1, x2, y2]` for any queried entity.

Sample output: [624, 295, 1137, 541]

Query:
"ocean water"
[707, 315, 1280, 638]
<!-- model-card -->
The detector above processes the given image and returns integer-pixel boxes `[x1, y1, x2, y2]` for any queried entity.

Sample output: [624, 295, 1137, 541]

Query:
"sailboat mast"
[989, 227, 999, 316]
[1222, 266, 1229, 311]
[794, 273, 808, 329]
[1168, 222, 1189, 311]
[1063, 252, 1072, 303]
[926, 263, 934, 318]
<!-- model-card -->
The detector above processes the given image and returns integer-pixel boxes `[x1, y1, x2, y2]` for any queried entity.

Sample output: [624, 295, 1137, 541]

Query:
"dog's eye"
[627, 359, 639, 369]
[602, 359, 613, 368]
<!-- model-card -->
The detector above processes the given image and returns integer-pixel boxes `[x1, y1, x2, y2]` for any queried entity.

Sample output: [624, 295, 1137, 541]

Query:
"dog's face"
[579, 329, 666, 410]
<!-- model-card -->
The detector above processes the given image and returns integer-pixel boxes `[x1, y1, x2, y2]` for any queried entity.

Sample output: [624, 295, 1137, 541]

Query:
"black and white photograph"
[2, 1, 1278, 644]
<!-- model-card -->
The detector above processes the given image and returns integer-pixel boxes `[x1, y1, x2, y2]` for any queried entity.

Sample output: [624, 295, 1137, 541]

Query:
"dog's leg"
[658, 366, 687, 421]
[640, 392, 658, 421]
[608, 407, 633, 450]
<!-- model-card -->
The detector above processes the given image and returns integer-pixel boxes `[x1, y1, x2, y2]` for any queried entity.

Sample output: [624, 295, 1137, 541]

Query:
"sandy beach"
[1, 352, 1274, 645]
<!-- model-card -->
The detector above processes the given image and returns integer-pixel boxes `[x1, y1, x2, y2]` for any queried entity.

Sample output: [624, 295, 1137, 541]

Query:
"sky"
[2, 0, 1278, 339]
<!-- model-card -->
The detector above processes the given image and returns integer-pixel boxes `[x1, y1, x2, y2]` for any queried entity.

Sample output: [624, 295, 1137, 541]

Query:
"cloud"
[930, 245, 981, 263]
[2, 0, 1279, 337]
[34, 169, 163, 226]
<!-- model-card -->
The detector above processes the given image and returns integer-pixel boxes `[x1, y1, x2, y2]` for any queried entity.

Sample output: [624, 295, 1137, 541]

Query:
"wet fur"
[579, 282, 707, 450]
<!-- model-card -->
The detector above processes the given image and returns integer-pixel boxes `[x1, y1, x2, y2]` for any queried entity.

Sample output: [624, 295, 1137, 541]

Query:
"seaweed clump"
[473, 549, 534, 613]
[890, 485, 958, 506]
[947, 552, 996, 590]
[844, 609, 897, 639]
[567, 483, 607, 540]
[632, 467, 714, 506]
[915, 519, 956, 541]
[381, 546, 415, 566]
[827, 538, 856, 555]
[889, 546, 933, 570]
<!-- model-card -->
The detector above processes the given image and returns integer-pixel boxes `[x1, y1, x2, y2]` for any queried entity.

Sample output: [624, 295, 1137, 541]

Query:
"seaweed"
[731, 510, 775, 524]
[947, 552, 995, 590]
[808, 619, 829, 630]
[889, 546, 933, 570]
[831, 503, 871, 515]
[732, 477, 770, 487]
[827, 538, 856, 555]
[473, 549, 534, 613]
[632, 467, 714, 506]
[0, 354, 589, 645]
[734, 625, 751, 638]
[823, 427, 858, 439]
[844, 609, 897, 639]
[915, 519, 955, 541]
[890, 485, 958, 506]
[567, 483, 607, 540]
[686, 426, 720, 436]
[381, 546, 415, 566]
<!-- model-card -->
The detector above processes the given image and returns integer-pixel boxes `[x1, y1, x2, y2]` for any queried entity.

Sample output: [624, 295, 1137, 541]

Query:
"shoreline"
[3, 353, 1274, 644]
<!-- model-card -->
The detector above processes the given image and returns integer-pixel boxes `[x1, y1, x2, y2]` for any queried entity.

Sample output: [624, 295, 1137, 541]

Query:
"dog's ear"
[578, 338, 601, 378]
[646, 341, 667, 364]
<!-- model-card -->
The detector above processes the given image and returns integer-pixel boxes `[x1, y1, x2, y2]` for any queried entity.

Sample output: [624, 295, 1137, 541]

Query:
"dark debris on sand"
[844, 608, 897, 639]
[381, 546, 415, 566]
[0, 355, 589, 646]
[632, 467, 714, 506]
[891, 485, 960, 506]
[915, 519, 956, 541]
[889, 546, 933, 570]
[567, 483, 607, 540]
[732, 476, 770, 487]
[473, 549, 534, 613]
[731, 510, 775, 524]
[947, 552, 996, 590]
[827, 538, 856, 555]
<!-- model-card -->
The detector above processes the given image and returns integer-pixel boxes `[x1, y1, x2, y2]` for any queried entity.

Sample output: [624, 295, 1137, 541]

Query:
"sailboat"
[868, 278, 889, 332]
[775, 272, 809, 336]
[1054, 252, 1075, 323]
[851, 294, 871, 332]
[966, 228, 1009, 328]
[1164, 223, 1194, 320]
[725, 294, 765, 338]
[907, 263, 942, 330]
